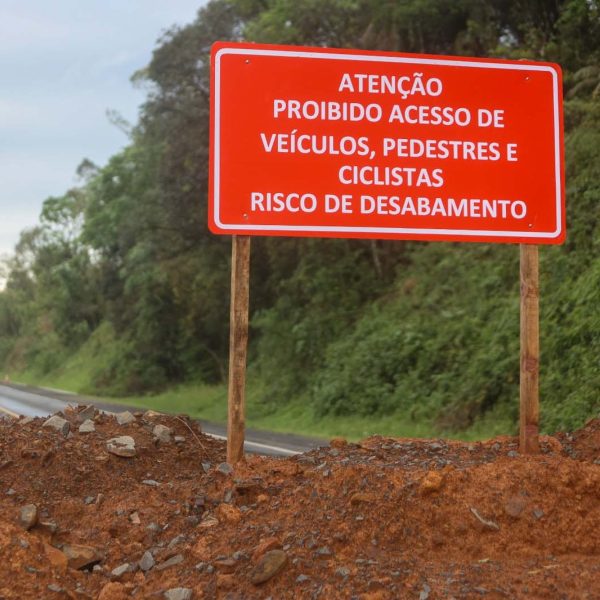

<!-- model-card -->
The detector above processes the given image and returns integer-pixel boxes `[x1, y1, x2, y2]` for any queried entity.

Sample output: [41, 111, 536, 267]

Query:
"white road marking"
[0, 404, 19, 418]
[207, 432, 300, 456]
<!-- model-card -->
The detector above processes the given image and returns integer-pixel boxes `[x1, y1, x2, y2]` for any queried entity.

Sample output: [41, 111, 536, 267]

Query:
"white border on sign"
[213, 47, 562, 239]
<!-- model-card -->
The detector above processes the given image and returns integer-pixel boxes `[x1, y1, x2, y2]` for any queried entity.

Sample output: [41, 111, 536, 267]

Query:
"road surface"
[0, 383, 326, 457]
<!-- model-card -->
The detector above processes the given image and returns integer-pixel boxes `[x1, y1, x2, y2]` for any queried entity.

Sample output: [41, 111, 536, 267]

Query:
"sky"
[0, 0, 205, 261]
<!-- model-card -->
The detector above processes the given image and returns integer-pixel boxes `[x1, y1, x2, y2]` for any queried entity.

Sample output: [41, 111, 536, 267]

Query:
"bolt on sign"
[209, 42, 564, 244]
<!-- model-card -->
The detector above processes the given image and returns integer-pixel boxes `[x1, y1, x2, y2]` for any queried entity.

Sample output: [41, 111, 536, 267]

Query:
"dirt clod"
[216, 503, 241, 524]
[43, 543, 68, 571]
[19, 504, 37, 530]
[419, 470, 445, 494]
[330, 437, 348, 448]
[505, 495, 527, 518]
[350, 492, 375, 505]
[98, 582, 129, 600]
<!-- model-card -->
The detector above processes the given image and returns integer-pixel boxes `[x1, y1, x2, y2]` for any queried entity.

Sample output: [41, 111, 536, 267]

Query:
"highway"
[0, 383, 326, 457]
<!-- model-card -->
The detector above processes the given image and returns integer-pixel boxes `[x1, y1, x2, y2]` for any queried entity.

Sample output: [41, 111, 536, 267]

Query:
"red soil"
[0, 407, 599, 599]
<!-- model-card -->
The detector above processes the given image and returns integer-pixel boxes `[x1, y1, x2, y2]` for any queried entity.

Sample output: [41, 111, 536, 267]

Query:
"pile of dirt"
[0, 406, 599, 599]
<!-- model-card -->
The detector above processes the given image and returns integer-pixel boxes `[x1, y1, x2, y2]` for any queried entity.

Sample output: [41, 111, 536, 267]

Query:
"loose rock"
[214, 558, 236, 573]
[77, 405, 96, 422]
[217, 462, 234, 476]
[199, 515, 219, 528]
[42, 415, 70, 437]
[61, 543, 104, 570]
[142, 479, 160, 487]
[139, 551, 155, 572]
[146, 522, 161, 534]
[115, 411, 136, 426]
[167, 534, 186, 548]
[106, 435, 136, 458]
[39, 520, 58, 534]
[156, 554, 184, 571]
[153, 424, 172, 443]
[143, 410, 162, 420]
[419, 582, 431, 600]
[164, 589, 193, 600]
[78, 419, 95, 433]
[19, 504, 38, 530]
[250, 549, 288, 585]
[252, 537, 281, 562]
[111, 563, 132, 579]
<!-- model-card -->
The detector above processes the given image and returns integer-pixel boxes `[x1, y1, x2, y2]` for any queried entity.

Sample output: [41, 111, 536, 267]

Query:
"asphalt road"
[0, 383, 326, 457]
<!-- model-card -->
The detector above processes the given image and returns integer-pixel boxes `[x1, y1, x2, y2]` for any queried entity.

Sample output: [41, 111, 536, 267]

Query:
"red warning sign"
[209, 42, 564, 244]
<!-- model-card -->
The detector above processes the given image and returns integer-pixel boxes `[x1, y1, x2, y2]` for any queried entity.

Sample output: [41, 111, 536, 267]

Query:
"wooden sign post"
[210, 43, 564, 460]
[226, 235, 251, 463]
[519, 244, 540, 454]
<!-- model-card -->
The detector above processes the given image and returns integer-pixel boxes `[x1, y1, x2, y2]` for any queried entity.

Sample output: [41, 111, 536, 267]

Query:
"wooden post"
[227, 235, 251, 464]
[520, 244, 540, 454]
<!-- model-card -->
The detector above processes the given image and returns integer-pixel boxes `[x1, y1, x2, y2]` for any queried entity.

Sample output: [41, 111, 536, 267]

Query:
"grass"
[16, 361, 94, 395]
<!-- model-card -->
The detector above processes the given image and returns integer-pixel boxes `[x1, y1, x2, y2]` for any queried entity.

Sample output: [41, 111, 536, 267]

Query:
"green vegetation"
[1, 0, 599, 439]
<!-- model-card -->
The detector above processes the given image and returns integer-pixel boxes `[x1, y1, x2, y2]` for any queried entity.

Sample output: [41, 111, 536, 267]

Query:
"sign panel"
[209, 42, 564, 244]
